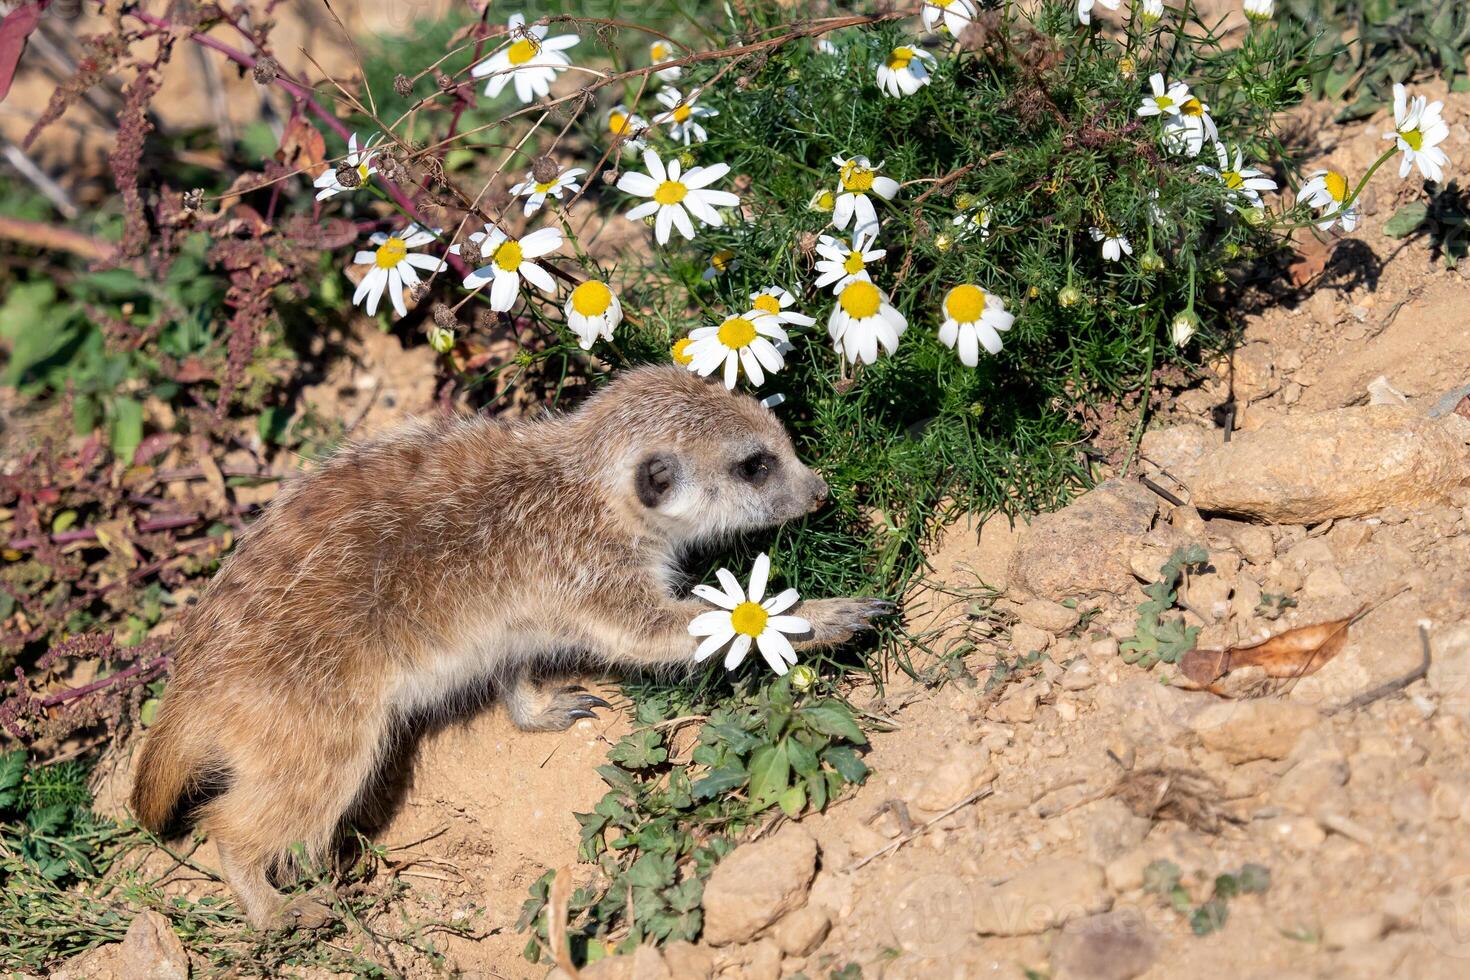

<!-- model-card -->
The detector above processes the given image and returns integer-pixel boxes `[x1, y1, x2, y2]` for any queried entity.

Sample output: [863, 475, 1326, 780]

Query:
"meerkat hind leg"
[504, 672, 612, 732]
[216, 841, 337, 932]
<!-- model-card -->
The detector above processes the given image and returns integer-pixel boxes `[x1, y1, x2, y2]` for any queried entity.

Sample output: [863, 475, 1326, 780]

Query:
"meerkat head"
[578, 366, 829, 546]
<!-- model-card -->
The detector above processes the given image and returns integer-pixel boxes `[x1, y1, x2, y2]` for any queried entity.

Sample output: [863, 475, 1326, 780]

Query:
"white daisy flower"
[652, 86, 718, 145]
[951, 204, 992, 241]
[649, 39, 682, 81]
[349, 225, 445, 320]
[684, 311, 788, 389]
[831, 156, 899, 236]
[922, 0, 977, 35]
[470, 13, 578, 104]
[1243, 0, 1274, 20]
[1137, 72, 1191, 118]
[1387, 83, 1450, 183]
[1170, 310, 1199, 346]
[616, 149, 740, 246]
[816, 38, 839, 55]
[671, 336, 695, 366]
[937, 284, 1015, 366]
[1297, 169, 1359, 232]
[509, 165, 586, 217]
[828, 279, 907, 366]
[1140, 0, 1165, 24]
[701, 249, 738, 281]
[688, 553, 810, 675]
[1078, 0, 1121, 25]
[606, 103, 649, 152]
[876, 44, 937, 98]
[749, 286, 815, 328]
[1161, 94, 1218, 157]
[563, 280, 622, 350]
[1198, 141, 1277, 211]
[813, 232, 887, 292]
[450, 225, 563, 311]
[314, 132, 381, 201]
[1090, 226, 1134, 262]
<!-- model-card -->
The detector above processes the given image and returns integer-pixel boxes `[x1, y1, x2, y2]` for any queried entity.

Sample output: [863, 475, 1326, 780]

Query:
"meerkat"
[130, 365, 892, 930]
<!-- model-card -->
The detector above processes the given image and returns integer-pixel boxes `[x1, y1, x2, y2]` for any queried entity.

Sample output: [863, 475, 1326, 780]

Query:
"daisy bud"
[1170, 311, 1199, 346]
[393, 73, 413, 97]
[1140, 249, 1165, 272]
[335, 161, 362, 189]
[1057, 285, 1083, 308]
[1239, 206, 1268, 227]
[428, 326, 455, 353]
[252, 56, 279, 86]
[934, 232, 954, 253]
[671, 337, 694, 365]
[677, 149, 697, 170]
[1117, 56, 1136, 81]
[1243, 0, 1274, 21]
[531, 155, 560, 184]
[1027, 285, 1041, 299]
[954, 193, 977, 211]
[789, 664, 817, 692]
[643, 214, 658, 228]
[807, 189, 836, 213]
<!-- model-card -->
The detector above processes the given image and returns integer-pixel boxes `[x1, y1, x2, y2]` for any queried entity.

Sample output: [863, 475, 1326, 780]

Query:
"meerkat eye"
[735, 451, 776, 486]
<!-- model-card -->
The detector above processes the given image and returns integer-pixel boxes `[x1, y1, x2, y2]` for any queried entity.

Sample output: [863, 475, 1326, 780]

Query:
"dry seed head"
[394, 73, 413, 97]
[432, 303, 457, 329]
[182, 188, 204, 213]
[436, 72, 456, 92]
[797, 231, 818, 257]
[409, 281, 430, 302]
[252, 56, 279, 86]
[459, 235, 485, 266]
[600, 168, 619, 185]
[334, 161, 362, 188]
[531, 155, 560, 183]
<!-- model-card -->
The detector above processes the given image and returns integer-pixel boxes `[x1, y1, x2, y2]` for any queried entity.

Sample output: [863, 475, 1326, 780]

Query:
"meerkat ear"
[635, 453, 679, 508]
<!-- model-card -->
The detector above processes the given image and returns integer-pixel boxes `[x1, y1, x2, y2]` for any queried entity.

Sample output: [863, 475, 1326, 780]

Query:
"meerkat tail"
[130, 714, 208, 834]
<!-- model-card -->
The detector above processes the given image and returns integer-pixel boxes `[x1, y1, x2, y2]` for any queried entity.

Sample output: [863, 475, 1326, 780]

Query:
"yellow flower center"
[1180, 97, 1204, 117]
[357, 162, 371, 181]
[811, 189, 835, 211]
[651, 42, 670, 60]
[752, 294, 782, 315]
[945, 284, 987, 323]
[374, 237, 408, 269]
[1154, 95, 1175, 111]
[673, 104, 692, 122]
[1323, 170, 1348, 202]
[609, 111, 629, 135]
[535, 179, 557, 193]
[887, 47, 915, 71]
[842, 251, 866, 275]
[1401, 127, 1423, 151]
[838, 280, 881, 319]
[507, 37, 540, 66]
[839, 161, 875, 192]
[671, 337, 694, 365]
[717, 316, 758, 350]
[710, 250, 735, 271]
[493, 239, 524, 271]
[730, 600, 769, 638]
[1223, 170, 1244, 190]
[654, 180, 688, 205]
[570, 280, 613, 316]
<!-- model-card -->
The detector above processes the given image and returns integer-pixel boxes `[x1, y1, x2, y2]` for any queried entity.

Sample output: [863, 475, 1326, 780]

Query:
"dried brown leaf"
[1180, 615, 1353, 687]
[546, 865, 579, 979]
[1287, 235, 1335, 288]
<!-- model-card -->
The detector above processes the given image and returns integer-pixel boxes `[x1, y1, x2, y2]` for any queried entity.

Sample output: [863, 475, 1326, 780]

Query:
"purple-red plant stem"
[38, 655, 170, 707]
[6, 505, 258, 550]
[128, 10, 468, 275]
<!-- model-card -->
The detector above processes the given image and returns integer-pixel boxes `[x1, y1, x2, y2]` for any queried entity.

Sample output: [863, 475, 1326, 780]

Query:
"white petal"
[694, 630, 734, 662]
[520, 261, 556, 293]
[693, 583, 738, 609]
[756, 631, 793, 676]
[715, 568, 746, 605]
[765, 588, 800, 615]
[768, 614, 811, 634]
[519, 227, 563, 256]
[643, 149, 667, 182]
[747, 553, 770, 603]
[490, 269, 519, 311]
[689, 609, 735, 636]
[618, 171, 660, 197]
[724, 633, 753, 670]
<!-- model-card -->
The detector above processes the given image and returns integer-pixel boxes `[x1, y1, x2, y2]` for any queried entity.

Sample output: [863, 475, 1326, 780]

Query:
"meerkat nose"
[810, 475, 830, 506]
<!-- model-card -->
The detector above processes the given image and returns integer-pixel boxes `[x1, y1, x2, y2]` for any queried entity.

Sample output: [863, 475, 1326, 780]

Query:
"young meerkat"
[131, 365, 891, 930]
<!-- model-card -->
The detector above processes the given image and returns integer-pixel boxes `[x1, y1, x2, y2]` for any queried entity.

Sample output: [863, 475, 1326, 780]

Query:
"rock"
[52, 944, 125, 980]
[995, 680, 1042, 724]
[1426, 624, 1470, 718]
[660, 942, 714, 980]
[1011, 622, 1053, 654]
[1270, 758, 1349, 814]
[1050, 911, 1158, 980]
[119, 911, 188, 980]
[1017, 599, 1082, 633]
[1303, 565, 1352, 600]
[1061, 660, 1097, 691]
[701, 824, 819, 945]
[908, 744, 997, 814]
[1077, 799, 1152, 865]
[772, 905, 831, 956]
[742, 939, 782, 980]
[1322, 911, 1388, 950]
[1217, 521, 1275, 565]
[1008, 480, 1160, 601]
[1190, 700, 1321, 763]
[1140, 425, 1215, 476]
[973, 858, 1112, 936]
[1233, 343, 1278, 402]
[1267, 815, 1326, 851]
[1184, 407, 1470, 523]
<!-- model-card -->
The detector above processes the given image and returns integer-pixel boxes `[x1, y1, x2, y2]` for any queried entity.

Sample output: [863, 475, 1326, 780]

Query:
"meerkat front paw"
[791, 598, 896, 648]
[266, 890, 338, 932]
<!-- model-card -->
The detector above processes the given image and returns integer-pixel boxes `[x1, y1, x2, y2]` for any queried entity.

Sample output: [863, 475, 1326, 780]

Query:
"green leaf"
[1190, 899, 1229, 936]
[800, 700, 867, 745]
[139, 698, 160, 728]
[608, 730, 667, 770]
[109, 397, 144, 466]
[746, 742, 791, 808]
[786, 736, 820, 778]
[821, 745, 869, 784]
[777, 782, 807, 817]
[1383, 202, 1429, 238]
[1238, 863, 1272, 894]
[691, 766, 748, 800]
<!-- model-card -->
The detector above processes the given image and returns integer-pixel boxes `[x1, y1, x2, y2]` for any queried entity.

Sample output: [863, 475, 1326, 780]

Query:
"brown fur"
[131, 366, 889, 929]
